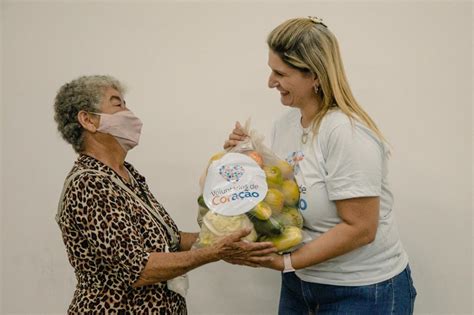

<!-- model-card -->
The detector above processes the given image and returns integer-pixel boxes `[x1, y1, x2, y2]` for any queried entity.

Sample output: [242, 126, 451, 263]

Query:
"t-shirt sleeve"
[322, 121, 383, 200]
[66, 173, 150, 287]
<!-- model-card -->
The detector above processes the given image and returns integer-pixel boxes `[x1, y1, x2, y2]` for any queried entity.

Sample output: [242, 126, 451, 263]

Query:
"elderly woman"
[54, 75, 275, 314]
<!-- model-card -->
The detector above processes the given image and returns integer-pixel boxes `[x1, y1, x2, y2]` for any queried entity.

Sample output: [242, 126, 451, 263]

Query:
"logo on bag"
[219, 164, 245, 183]
[204, 153, 268, 216]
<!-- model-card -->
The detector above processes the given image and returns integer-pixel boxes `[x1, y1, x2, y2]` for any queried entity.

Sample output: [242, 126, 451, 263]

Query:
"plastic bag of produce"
[194, 120, 305, 253]
[197, 211, 258, 247]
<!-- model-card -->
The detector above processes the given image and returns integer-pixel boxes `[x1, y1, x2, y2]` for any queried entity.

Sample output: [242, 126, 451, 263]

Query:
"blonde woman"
[225, 17, 417, 314]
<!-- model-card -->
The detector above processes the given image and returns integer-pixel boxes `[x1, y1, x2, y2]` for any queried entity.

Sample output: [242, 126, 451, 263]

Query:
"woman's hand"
[223, 121, 248, 150]
[133, 228, 276, 287]
[226, 252, 285, 271]
[211, 228, 277, 267]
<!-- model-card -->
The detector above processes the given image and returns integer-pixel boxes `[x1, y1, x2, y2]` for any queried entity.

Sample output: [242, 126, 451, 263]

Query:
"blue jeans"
[279, 265, 417, 315]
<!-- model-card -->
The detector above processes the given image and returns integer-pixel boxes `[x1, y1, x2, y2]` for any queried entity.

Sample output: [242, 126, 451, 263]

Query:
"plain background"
[1, 0, 472, 314]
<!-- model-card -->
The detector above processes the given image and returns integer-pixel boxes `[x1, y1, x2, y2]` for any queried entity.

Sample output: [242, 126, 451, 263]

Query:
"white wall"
[1, 1, 472, 314]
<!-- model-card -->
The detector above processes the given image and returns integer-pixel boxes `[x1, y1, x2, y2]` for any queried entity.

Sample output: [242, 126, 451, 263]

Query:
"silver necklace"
[301, 117, 311, 144]
[301, 128, 310, 144]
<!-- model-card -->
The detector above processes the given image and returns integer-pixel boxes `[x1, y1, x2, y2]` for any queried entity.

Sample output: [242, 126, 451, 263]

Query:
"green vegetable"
[247, 214, 283, 236]
[197, 195, 208, 209]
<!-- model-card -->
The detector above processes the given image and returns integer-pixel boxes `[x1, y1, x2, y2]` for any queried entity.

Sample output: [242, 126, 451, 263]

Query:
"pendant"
[301, 133, 308, 144]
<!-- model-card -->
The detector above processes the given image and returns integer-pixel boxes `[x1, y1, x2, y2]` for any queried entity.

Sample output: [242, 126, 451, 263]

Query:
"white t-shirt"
[271, 109, 408, 286]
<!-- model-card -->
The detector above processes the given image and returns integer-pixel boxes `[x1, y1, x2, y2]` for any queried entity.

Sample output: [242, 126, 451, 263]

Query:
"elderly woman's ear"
[77, 111, 98, 133]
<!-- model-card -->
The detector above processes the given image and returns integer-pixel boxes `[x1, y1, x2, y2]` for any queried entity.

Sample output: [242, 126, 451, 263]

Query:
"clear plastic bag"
[194, 120, 306, 253]
[196, 211, 258, 247]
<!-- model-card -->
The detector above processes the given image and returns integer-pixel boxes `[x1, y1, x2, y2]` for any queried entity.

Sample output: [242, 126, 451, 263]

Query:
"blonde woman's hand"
[223, 121, 248, 150]
[211, 228, 276, 267]
[227, 252, 284, 271]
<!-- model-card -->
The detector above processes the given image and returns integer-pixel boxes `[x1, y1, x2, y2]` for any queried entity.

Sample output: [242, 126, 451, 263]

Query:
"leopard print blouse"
[56, 154, 187, 314]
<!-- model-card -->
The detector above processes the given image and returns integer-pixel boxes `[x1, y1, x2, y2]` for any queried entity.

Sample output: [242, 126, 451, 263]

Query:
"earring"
[314, 85, 319, 94]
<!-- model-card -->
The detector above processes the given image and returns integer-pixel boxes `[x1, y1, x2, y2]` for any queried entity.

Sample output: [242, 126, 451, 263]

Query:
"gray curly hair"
[53, 75, 126, 153]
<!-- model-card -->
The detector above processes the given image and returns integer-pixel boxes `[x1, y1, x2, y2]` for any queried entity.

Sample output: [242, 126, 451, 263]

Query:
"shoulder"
[62, 170, 125, 218]
[67, 169, 111, 189]
[320, 109, 380, 139]
[319, 110, 387, 156]
[319, 110, 353, 134]
[62, 169, 115, 208]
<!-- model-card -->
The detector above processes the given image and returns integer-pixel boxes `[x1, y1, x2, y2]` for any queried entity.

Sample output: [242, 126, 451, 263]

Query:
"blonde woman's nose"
[268, 75, 279, 88]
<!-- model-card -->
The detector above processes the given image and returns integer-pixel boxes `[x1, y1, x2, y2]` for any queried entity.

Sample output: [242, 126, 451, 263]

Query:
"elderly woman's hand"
[223, 121, 248, 150]
[211, 228, 277, 267]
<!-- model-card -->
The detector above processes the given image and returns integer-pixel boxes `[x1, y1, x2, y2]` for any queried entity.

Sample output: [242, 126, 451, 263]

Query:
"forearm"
[291, 222, 375, 270]
[179, 231, 199, 251]
[132, 246, 217, 287]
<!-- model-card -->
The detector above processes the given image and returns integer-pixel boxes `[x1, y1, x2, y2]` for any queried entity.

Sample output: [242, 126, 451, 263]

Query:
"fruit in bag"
[264, 165, 283, 188]
[197, 224, 218, 247]
[275, 160, 294, 180]
[281, 180, 300, 207]
[274, 206, 303, 229]
[264, 188, 285, 214]
[245, 151, 264, 168]
[248, 201, 272, 220]
[196, 123, 305, 252]
[197, 211, 257, 247]
[260, 226, 303, 252]
[209, 151, 226, 163]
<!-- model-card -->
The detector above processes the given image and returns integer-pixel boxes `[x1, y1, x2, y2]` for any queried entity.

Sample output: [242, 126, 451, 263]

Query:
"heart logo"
[219, 164, 245, 183]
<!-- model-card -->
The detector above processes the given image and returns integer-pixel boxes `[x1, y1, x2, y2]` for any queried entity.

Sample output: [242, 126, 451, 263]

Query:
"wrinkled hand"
[223, 121, 248, 150]
[212, 228, 277, 267]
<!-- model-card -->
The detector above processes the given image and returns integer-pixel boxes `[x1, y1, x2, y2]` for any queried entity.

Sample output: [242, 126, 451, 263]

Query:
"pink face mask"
[91, 110, 143, 152]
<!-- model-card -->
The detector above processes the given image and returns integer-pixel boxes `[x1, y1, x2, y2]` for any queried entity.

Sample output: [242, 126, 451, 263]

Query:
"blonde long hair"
[267, 17, 387, 143]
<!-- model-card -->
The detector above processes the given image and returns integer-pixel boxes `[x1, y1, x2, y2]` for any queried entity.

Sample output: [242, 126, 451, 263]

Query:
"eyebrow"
[271, 67, 286, 75]
[268, 62, 285, 73]
[109, 95, 123, 102]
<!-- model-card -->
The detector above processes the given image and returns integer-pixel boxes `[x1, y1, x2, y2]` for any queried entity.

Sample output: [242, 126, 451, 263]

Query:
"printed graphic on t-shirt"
[298, 184, 307, 211]
[285, 151, 304, 176]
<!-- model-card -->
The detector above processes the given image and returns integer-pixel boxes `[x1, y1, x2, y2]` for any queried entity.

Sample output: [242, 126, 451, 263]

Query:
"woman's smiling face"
[267, 50, 318, 109]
